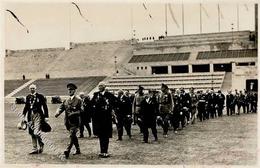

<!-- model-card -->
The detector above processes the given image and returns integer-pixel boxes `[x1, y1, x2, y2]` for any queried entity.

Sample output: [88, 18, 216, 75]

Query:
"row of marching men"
[21, 82, 257, 160]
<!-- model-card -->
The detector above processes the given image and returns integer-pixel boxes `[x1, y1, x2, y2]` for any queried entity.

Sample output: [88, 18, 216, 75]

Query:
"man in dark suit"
[55, 83, 82, 159]
[91, 82, 115, 158]
[140, 89, 159, 143]
[115, 90, 132, 141]
[216, 90, 225, 117]
[22, 84, 49, 154]
[78, 92, 92, 138]
[226, 90, 235, 116]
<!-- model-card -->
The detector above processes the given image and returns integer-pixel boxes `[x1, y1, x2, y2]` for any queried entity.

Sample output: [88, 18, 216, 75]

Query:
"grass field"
[4, 103, 257, 165]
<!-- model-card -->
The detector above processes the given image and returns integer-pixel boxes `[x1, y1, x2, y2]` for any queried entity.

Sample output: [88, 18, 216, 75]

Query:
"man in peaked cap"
[158, 83, 173, 138]
[22, 84, 49, 154]
[55, 83, 82, 159]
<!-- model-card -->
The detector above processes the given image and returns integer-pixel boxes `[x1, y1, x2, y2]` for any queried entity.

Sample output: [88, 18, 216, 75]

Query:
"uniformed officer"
[55, 83, 82, 159]
[22, 84, 49, 154]
[158, 83, 173, 138]
[78, 92, 92, 138]
[115, 90, 132, 141]
[243, 90, 250, 113]
[140, 89, 159, 143]
[91, 82, 115, 158]
[132, 85, 146, 134]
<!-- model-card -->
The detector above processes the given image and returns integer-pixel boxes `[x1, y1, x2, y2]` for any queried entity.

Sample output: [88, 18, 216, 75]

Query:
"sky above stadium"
[4, 0, 256, 50]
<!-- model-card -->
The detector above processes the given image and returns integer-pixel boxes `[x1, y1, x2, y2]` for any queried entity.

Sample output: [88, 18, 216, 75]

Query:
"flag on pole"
[168, 4, 180, 28]
[201, 4, 209, 18]
[142, 2, 153, 20]
[71, 2, 89, 22]
[244, 4, 249, 11]
[142, 3, 147, 10]
[6, 9, 29, 33]
[218, 4, 224, 19]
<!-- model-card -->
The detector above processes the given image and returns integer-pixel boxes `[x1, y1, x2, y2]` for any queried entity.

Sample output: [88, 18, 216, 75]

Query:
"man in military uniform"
[243, 90, 250, 113]
[132, 85, 146, 134]
[115, 90, 132, 141]
[179, 88, 190, 125]
[140, 89, 159, 143]
[55, 83, 82, 159]
[216, 90, 225, 117]
[22, 84, 49, 154]
[158, 83, 173, 138]
[78, 92, 92, 138]
[91, 82, 115, 158]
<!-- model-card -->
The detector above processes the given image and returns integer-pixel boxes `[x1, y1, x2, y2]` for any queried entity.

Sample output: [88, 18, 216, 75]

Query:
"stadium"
[3, 1, 258, 165]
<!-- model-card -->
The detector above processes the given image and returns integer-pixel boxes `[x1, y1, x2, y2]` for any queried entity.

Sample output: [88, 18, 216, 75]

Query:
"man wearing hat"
[91, 82, 115, 158]
[216, 90, 225, 117]
[132, 85, 146, 134]
[158, 83, 173, 138]
[55, 83, 82, 159]
[22, 84, 49, 154]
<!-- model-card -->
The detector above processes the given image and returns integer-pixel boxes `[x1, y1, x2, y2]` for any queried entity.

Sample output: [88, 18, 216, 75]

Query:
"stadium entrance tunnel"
[192, 64, 210, 72]
[213, 63, 232, 72]
[172, 65, 188, 73]
[246, 79, 258, 92]
[151, 66, 168, 74]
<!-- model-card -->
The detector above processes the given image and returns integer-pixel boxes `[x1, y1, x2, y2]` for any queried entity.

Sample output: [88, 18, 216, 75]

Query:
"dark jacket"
[23, 93, 49, 121]
[91, 91, 115, 138]
[115, 95, 132, 119]
[81, 96, 93, 123]
[140, 95, 159, 127]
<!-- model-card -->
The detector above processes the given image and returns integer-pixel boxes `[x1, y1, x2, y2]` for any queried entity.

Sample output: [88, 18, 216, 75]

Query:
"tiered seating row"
[129, 52, 190, 63]
[106, 72, 225, 92]
[4, 80, 29, 96]
[197, 49, 257, 60]
[13, 76, 106, 97]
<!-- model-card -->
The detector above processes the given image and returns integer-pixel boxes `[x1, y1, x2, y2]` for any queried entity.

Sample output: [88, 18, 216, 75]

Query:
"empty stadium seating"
[4, 79, 29, 96]
[49, 40, 133, 77]
[13, 76, 106, 97]
[136, 31, 253, 49]
[128, 52, 190, 63]
[197, 49, 257, 60]
[5, 48, 66, 79]
[106, 72, 225, 93]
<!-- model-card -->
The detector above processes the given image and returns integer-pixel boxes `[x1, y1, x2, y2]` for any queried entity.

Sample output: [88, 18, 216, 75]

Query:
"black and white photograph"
[1, 0, 259, 166]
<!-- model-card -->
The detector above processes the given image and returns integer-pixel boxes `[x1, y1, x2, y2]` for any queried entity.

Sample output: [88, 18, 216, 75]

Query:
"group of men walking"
[21, 82, 257, 159]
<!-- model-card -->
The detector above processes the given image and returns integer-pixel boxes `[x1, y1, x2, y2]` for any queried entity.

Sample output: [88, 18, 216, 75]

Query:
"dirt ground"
[4, 103, 257, 165]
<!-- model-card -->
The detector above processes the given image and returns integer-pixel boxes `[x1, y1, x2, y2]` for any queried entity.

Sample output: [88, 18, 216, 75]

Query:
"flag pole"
[237, 4, 239, 31]
[200, 3, 202, 33]
[218, 4, 220, 32]
[165, 3, 168, 36]
[182, 2, 184, 35]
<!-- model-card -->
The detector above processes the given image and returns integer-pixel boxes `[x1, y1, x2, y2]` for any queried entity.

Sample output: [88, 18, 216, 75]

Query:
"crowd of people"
[21, 82, 258, 159]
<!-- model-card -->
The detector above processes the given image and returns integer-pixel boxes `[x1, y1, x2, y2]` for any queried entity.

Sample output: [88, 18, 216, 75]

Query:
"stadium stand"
[129, 52, 190, 63]
[13, 76, 106, 97]
[106, 72, 225, 92]
[197, 49, 257, 60]
[136, 31, 253, 49]
[5, 40, 133, 79]
[4, 79, 29, 96]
